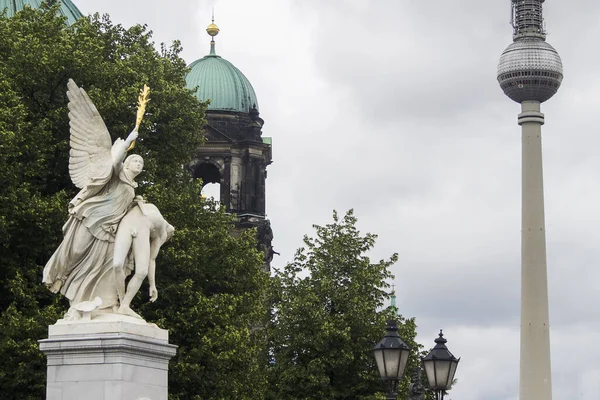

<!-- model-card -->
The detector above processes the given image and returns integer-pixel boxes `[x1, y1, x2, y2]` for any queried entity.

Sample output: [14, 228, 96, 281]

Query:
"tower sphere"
[497, 38, 563, 103]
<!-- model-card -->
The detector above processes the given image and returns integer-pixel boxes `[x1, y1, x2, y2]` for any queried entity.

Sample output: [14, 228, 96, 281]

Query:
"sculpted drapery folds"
[42, 79, 169, 320]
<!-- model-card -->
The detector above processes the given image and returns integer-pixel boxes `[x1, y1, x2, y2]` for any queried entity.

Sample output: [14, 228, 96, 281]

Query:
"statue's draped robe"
[43, 166, 136, 309]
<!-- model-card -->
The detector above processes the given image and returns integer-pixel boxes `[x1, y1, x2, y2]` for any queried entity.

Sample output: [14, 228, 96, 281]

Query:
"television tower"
[497, 1, 563, 399]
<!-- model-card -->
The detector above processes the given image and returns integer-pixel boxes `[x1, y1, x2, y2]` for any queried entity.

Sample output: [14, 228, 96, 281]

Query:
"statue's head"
[124, 154, 144, 177]
[166, 223, 175, 240]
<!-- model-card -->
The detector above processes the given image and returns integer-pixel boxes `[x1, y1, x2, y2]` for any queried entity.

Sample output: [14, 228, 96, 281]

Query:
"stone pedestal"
[39, 315, 177, 400]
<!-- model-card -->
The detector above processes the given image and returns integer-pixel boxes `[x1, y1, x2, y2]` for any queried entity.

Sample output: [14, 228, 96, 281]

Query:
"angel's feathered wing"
[67, 79, 113, 189]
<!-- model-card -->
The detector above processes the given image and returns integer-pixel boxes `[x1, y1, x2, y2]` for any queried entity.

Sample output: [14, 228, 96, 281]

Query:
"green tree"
[0, 5, 268, 399]
[268, 210, 421, 399]
[139, 188, 270, 400]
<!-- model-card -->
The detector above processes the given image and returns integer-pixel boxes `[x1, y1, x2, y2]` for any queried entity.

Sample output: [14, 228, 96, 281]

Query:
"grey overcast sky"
[74, 1, 600, 399]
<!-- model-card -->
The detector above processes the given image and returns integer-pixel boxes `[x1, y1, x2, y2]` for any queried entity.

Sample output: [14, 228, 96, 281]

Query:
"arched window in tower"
[202, 182, 221, 202]
[193, 162, 222, 202]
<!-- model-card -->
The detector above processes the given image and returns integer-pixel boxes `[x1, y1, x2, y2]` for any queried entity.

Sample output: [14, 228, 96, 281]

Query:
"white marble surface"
[40, 319, 177, 400]
[44, 80, 174, 323]
[48, 313, 169, 341]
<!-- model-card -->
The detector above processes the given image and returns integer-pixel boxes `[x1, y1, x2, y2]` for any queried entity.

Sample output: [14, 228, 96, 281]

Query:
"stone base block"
[39, 315, 177, 400]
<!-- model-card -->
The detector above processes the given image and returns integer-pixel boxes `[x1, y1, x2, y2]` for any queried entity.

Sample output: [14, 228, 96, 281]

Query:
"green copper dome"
[186, 41, 259, 113]
[1, 0, 83, 26]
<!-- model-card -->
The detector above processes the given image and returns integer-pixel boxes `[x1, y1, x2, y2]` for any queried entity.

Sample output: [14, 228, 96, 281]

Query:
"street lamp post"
[422, 330, 460, 400]
[373, 320, 411, 400]
[374, 325, 460, 400]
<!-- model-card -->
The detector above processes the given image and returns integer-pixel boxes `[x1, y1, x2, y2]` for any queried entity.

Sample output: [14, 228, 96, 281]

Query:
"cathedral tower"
[186, 19, 274, 266]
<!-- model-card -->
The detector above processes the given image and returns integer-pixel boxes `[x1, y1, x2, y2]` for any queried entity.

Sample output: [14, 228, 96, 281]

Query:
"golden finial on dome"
[206, 23, 219, 37]
[206, 10, 219, 56]
[206, 11, 219, 38]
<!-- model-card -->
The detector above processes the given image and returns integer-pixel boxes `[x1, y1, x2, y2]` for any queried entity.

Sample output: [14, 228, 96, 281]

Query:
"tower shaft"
[518, 100, 552, 400]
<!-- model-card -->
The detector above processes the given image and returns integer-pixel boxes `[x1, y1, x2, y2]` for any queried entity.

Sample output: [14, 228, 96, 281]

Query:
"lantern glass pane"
[424, 360, 436, 387]
[433, 360, 452, 389]
[447, 360, 458, 387]
[398, 348, 410, 380]
[374, 350, 386, 378]
[383, 348, 401, 378]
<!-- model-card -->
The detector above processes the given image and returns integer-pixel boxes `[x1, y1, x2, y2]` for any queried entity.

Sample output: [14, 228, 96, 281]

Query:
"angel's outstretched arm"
[111, 128, 139, 170]
[125, 129, 138, 149]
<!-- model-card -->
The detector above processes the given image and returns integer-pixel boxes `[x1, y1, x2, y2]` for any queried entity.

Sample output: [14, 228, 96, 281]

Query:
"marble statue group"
[42, 79, 174, 321]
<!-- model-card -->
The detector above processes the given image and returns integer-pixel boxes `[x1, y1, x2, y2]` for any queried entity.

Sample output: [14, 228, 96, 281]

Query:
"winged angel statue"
[43, 79, 172, 321]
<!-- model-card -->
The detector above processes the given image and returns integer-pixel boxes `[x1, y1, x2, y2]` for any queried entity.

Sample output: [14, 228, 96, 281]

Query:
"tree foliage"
[0, 6, 427, 400]
[268, 210, 421, 399]
[0, 6, 268, 399]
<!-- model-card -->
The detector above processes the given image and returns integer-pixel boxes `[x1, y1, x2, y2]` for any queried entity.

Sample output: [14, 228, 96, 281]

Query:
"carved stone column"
[222, 156, 232, 211]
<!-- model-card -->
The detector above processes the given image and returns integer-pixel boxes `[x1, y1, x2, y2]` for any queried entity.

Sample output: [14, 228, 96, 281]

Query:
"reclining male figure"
[112, 202, 174, 319]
